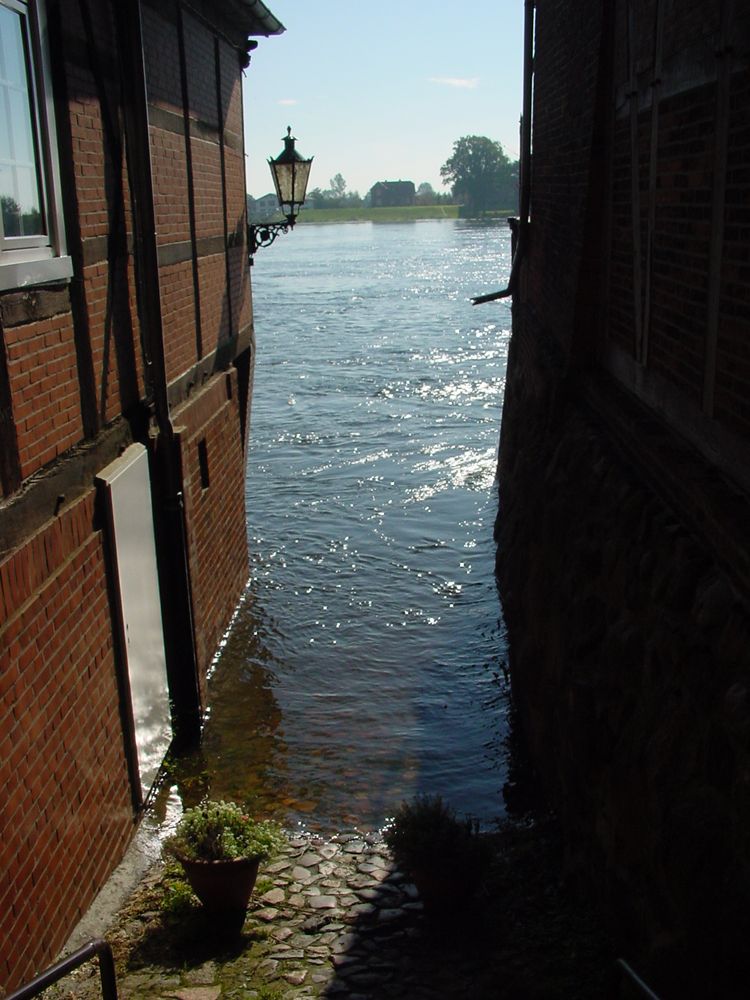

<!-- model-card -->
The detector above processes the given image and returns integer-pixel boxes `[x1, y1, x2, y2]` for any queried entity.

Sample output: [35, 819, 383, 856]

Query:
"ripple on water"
[172, 220, 513, 832]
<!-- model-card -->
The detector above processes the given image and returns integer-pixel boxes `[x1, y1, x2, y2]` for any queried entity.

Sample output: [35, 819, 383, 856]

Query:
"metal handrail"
[617, 958, 662, 999]
[5, 939, 118, 1000]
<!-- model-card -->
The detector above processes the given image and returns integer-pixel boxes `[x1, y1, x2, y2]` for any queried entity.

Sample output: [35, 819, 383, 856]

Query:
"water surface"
[183, 219, 512, 832]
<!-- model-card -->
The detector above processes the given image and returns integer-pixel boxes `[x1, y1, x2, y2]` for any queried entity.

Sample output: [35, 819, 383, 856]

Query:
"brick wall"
[198, 254, 229, 359]
[498, 387, 750, 996]
[141, 5, 182, 114]
[160, 261, 199, 381]
[63, 0, 143, 428]
[521, 0, 603, 350]
[0, 0, 145, 484]
[220, 38, 242, 136]
[0, 0, 257, 989]
[176, 370, 250, 693]
[191, 140, 226, 244]
[602, 0, 750, 450]
[715, 70, 750, 440]
[0, 493, 133, 988]
[497, 0, 750, 990]
[142, 6, 252, 383]
[2, 308, 82, 479]
[184, 12, 219, 126]
[225, 145, 250, 336]
[648, 83, 714, 403]
[152, 128, 191, 246]
[67, 92, 109, 242]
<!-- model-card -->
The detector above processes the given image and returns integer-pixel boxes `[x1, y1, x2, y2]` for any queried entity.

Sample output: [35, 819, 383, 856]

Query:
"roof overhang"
[223, 0, 285, 36]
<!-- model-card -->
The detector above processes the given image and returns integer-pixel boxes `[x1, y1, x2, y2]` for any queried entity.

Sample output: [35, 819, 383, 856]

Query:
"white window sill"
[0, 254, 73, 292]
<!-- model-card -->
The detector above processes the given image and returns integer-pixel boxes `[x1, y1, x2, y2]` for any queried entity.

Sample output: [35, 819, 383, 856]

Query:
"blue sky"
[243, 1, 525, 199]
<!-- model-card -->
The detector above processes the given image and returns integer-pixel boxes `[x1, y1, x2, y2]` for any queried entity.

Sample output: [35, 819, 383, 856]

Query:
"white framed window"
[0, 0, 72, 290]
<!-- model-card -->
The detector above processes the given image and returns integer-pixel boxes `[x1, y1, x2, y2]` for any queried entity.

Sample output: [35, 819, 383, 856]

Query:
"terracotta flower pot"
[179, 856, 260, 914]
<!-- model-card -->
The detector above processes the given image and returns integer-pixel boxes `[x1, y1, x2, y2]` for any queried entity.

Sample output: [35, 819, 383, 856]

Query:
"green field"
[296, 205, 460, 224]
[250, 205, 517, 226]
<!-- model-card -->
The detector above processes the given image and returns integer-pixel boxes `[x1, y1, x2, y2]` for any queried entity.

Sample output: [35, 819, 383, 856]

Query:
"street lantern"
[248, 127, 313, 263]
[269, 126, 313, 222]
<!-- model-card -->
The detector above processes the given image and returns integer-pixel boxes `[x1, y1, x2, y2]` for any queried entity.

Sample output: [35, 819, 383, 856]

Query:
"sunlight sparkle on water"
[173, 220, 513, 832]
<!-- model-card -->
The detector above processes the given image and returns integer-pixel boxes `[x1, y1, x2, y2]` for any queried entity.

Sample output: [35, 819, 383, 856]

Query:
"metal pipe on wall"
[519, 0, 535, 230]
[472, 0, 535, 305]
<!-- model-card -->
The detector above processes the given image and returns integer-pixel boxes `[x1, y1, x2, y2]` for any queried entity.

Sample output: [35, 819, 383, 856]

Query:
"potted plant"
[384, 794, 489, 912]
[164, 800, 284, 915]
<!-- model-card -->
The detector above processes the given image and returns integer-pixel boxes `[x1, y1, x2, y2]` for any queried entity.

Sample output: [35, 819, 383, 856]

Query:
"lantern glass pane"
[292, 159, 312, 204]
[270, 164, 286, 207]
[271, 158, 312, 211]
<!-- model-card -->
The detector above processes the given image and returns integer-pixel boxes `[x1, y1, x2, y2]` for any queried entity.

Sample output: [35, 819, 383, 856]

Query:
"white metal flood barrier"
[96, 443, 171, 799]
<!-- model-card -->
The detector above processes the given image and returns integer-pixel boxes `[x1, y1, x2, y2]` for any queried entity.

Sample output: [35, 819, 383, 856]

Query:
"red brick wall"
[228, 245, 250, 340]
[0, 493, 133, 989]
[0, 1, 255, 988]
[184, 12, 219, 127]
[2, 308, 82, 479]
[521, 0, 603, 352]
[0, 0, 148, 483]
[224, 150, 246, 234]
[220, 38, 242, 136]
[160, 261, 198, 380]
[152, 128, 191, 247]
[198, 254, 228, 359]
[225, 144, 250, 336]
[141, 6, 252, 383]
[142, 5, 182, 115]
[191, 140, 225, 244]
[62, 0, 144, 426]
[68, 93, 109, 242]
[176, 370, 250, 691]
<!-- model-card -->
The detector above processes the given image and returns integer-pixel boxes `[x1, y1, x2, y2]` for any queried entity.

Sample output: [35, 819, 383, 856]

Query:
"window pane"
[0, 3, 44, 237]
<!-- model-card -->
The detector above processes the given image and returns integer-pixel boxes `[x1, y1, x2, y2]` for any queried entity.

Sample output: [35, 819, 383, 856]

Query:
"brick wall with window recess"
[0, 0, 71, 290]
[198, 438, 210, 489]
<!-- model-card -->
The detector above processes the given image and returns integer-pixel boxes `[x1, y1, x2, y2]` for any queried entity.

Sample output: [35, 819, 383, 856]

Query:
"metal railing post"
[5, 939, 118, 1000]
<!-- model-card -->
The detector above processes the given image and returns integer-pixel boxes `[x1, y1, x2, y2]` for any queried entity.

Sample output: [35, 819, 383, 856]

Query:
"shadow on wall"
[495, 385, 750, 999]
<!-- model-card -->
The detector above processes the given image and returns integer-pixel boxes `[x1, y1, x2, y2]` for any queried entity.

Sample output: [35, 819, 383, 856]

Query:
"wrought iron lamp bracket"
[248, 220, 293, 264]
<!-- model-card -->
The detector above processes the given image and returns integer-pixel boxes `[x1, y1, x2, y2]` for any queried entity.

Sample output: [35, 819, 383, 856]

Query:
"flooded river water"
[173, 219, 513, 833]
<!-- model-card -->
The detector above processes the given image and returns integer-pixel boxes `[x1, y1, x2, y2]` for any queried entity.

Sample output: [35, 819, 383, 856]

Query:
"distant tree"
[0, 194, 42, 236]
[440, 136, 517, 215]
[329, 173, 347, 199]
[307, 187, 328, 209]
[1, 195, 21, 236]
[416, 181, 436, 205]
[305, 177, 362, 210]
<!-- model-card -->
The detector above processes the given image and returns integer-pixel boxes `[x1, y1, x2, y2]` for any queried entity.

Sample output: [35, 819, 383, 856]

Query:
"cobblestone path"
[48, 822, 616, 1000]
